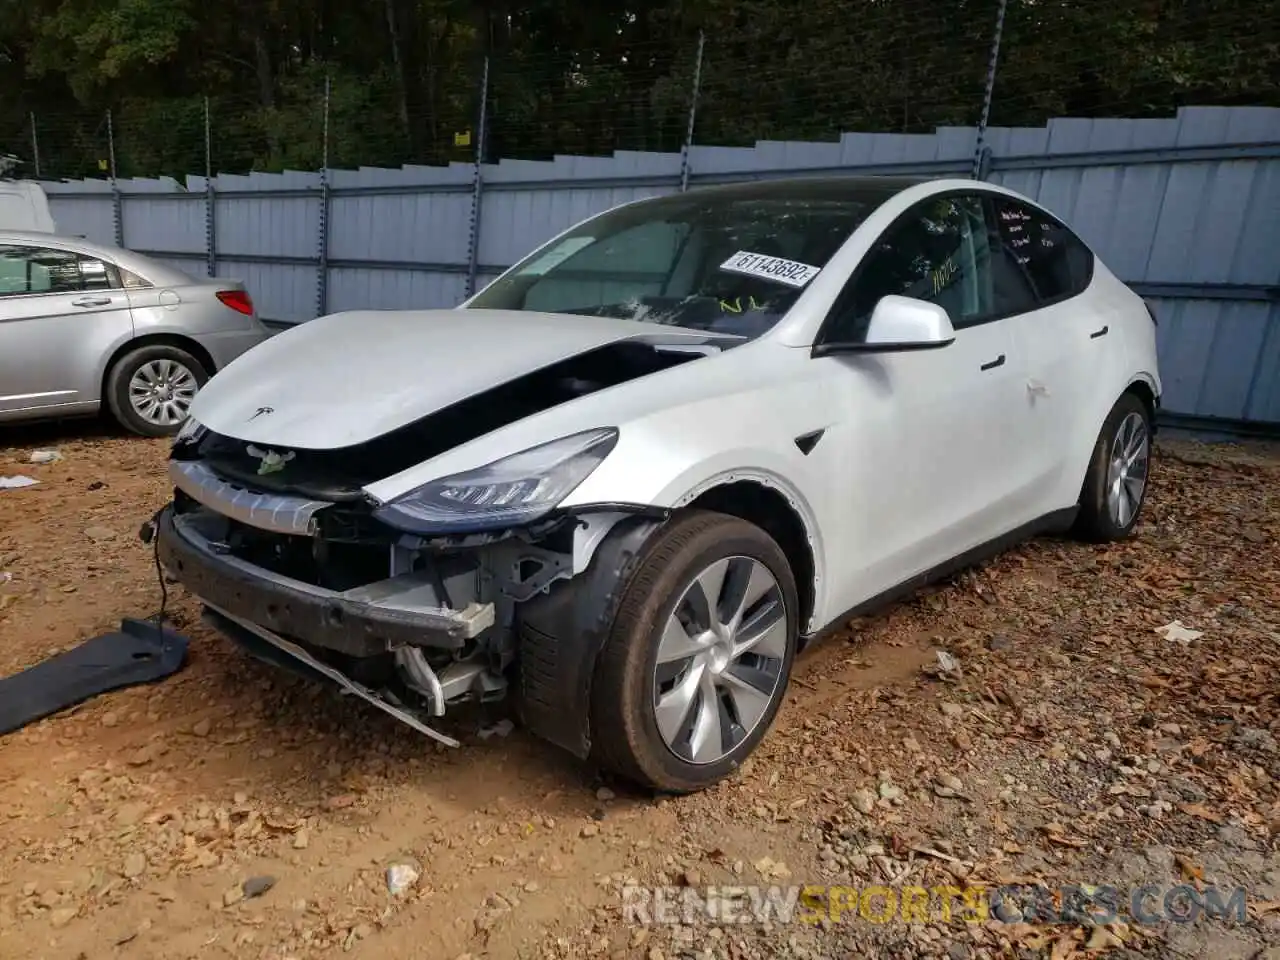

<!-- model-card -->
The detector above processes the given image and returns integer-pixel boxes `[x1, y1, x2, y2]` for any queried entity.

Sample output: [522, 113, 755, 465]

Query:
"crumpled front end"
[153, 443, 654, 749]
[147, 327, 740, 749]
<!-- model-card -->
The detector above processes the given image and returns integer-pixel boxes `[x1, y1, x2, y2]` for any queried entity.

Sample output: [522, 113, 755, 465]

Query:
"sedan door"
[0, 243, 134, 416]
[815, 193, 1038, 611]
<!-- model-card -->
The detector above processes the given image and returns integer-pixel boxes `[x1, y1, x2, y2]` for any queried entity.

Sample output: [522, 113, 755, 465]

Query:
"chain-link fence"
[2, 0, 1277, 181]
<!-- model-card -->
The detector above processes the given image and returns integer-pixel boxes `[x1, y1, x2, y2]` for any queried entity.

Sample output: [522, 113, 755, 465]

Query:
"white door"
[985, 195, 1123, 511]
[0, 243, 134, 414]
[814, 192, 1034, 613]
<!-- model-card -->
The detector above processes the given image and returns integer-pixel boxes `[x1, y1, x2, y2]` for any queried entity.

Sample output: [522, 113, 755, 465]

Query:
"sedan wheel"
[590, 511, 798, 793]
[106, 344, 210, 438]
[1074, 391, 1153, 542]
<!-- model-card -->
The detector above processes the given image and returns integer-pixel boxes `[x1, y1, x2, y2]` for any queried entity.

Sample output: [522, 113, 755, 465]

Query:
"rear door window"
[986, 197, 1094, 307]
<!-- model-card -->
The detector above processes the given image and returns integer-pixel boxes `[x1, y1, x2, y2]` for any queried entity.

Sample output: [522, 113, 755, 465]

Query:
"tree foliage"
[1, 0, 1276, 179]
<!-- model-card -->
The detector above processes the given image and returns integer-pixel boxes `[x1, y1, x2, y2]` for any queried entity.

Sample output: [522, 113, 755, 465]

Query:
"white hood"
[189, 308, 713, 449]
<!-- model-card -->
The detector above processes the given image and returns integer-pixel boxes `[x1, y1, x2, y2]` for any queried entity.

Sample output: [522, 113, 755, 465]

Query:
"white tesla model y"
[152, 176, 1160, 792]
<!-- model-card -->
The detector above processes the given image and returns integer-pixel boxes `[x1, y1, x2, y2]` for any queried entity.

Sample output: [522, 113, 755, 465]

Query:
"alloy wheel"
[652, 555, 789, 765]
[128, 358, 199, 427]
[1106, 411, 1150, 528]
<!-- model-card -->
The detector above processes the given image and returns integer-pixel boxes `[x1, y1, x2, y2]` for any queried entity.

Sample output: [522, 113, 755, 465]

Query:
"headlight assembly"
[175, 416, 207, 445]
[372, 427, 618, 534]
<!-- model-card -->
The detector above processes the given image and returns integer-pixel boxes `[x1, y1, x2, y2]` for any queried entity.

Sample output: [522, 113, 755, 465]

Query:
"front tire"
[1073, 392, 1152, 542]
[106, 344, 209, 438]
[590, 510, 798, 794]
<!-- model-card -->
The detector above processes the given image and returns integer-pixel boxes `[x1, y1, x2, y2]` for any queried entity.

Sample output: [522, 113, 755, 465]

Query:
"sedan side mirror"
[815, 295, 957, 356]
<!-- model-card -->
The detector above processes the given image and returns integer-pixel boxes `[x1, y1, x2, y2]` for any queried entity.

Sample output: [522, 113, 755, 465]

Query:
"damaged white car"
[151, 176, 1161, 792]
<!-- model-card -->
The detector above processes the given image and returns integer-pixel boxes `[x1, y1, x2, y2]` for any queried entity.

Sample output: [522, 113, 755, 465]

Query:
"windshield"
[466, 179, 903, 340]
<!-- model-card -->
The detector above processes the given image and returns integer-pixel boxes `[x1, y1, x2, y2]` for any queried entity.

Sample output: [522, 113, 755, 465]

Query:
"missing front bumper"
[202, 604, 459, 747]
[154, 505, 494, 658]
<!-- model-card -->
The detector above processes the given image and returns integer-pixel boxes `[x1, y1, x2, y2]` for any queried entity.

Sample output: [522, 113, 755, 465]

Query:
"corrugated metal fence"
[38, 105, 1280, 431]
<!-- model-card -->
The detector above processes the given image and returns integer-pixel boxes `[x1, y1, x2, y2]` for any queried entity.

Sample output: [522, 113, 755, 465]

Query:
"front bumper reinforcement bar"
[202, 604, 459, 747]
[155, 505, 494, 658]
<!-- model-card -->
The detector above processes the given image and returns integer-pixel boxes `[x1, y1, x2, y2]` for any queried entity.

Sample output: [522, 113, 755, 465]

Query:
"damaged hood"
[188, 308, 715, 449]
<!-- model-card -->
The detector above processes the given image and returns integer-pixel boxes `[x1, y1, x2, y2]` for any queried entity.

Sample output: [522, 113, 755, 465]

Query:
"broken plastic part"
[169, 459, 331, 536]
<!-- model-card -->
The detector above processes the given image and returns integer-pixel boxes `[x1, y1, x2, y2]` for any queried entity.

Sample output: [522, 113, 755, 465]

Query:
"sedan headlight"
[373, 428, 619, 534]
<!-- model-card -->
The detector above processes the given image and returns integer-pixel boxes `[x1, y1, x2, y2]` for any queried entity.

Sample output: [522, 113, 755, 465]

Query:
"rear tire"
[589, 510, 798, 794]
[106, 344, 209, 438]
[1072, 392, 1152, 542]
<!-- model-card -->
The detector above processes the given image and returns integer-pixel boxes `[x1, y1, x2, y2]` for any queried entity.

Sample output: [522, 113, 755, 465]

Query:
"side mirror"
[815, 295, 956, 355]
[864, 295, 956, 349]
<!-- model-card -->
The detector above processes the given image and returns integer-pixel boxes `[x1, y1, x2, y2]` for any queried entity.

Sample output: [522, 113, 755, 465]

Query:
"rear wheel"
[106, 344, 209, 438]
[589, 511, 798, 793]
[1073, 392, 1152, 542]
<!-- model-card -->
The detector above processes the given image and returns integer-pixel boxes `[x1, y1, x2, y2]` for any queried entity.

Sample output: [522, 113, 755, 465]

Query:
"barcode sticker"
[718, 250, 821, 289]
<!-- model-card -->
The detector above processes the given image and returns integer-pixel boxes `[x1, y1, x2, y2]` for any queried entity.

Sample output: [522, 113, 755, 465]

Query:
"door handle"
[980, 354, 1006, 371]
[71, 296, 111, 307]
[1089, 325, 1109, 339]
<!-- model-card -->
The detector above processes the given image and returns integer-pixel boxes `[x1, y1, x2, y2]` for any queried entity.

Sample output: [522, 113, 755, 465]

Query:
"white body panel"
[184, 179, 1161, 635]
[0, 182, 56, 233]
[187, 308, 716, 449]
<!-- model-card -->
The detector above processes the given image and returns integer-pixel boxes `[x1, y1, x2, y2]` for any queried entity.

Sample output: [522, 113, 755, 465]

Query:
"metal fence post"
[107, 109, 124, 247]
[316, 75, 332, 318]
[28, 113, 41, 179]
[679, 32, 706, 193]
[972, 0, 1009, 180]
[464, 55, 490, 299]
[204, 97, 217, 278]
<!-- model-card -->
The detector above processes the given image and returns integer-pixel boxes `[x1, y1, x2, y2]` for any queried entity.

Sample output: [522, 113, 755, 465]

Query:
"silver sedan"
[0, 231, 271, 436]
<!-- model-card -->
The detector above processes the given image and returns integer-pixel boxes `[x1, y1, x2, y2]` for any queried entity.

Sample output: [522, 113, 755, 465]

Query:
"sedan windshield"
[466, 179, 905, 340]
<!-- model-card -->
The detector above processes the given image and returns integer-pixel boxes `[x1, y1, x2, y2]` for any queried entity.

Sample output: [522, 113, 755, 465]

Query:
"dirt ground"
[1, 421, 1278, 960]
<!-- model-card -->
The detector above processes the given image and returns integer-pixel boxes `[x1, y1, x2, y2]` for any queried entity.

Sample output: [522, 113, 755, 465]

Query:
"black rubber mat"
[0, 618, 189, 735]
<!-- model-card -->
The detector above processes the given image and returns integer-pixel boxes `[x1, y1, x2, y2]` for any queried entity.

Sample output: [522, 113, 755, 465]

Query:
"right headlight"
[175, 415, 207, 445]
[372, 427, 619, 535]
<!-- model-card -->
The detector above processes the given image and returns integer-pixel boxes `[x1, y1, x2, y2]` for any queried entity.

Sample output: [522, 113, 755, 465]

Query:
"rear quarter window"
[989, 197, 1094, 305]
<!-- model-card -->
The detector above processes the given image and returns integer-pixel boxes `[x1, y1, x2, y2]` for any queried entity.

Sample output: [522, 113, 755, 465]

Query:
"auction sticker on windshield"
[719, 250, 821, 289]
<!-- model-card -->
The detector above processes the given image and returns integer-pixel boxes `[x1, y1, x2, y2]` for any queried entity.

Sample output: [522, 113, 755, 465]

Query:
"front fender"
[515, 514, 667, 759]
[665, 463, 827, 630]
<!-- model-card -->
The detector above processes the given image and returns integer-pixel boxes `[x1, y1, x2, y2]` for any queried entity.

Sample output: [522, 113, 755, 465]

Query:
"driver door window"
[824, 195, 994, 343]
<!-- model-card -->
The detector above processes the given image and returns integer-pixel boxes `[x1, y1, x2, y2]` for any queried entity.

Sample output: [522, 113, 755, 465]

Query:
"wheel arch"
[683, 480, 818, 646]
[1123, 375, 1159, 428]
[669, 468, 825, 638]
[100, 334, 217, 405]
[1070, 377, 1159, 498]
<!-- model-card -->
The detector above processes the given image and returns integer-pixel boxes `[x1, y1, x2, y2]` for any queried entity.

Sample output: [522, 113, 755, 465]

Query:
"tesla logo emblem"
[248, 406, 274, 421]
